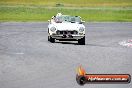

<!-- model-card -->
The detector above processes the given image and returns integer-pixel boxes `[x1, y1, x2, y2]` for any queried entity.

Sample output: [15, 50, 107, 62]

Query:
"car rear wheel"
[78, 36, 85, 45]
[48, 36, 50, 41]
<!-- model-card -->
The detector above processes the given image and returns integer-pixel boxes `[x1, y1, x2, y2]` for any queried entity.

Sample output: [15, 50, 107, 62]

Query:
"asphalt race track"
[0, 22, 132, 88]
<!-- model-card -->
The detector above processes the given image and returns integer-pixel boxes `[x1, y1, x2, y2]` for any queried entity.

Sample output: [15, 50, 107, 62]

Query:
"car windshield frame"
[55, 15, 81, 23]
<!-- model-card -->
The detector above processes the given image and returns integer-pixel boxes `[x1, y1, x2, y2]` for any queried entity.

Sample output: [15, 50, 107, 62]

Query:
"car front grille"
[56, 30, 78, 35]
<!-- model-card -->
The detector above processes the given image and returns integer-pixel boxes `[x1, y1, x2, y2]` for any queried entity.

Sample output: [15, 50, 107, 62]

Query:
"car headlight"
[50, 27, 56, 32]
[79, 27, 84, 32]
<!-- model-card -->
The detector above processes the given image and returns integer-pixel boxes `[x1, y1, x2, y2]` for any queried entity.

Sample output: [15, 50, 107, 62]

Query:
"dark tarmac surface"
[0, 22, 132, 88]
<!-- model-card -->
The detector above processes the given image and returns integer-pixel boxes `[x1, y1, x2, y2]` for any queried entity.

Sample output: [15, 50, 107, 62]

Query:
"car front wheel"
[78, 36, 85, 45]
[49, 36, 55, 43]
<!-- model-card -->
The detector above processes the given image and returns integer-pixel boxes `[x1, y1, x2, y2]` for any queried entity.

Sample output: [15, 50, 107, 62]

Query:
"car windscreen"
[55, 16, 81, 23]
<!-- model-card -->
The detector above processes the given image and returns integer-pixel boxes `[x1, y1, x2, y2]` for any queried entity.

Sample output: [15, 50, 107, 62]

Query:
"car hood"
[53, 22, 85, 31]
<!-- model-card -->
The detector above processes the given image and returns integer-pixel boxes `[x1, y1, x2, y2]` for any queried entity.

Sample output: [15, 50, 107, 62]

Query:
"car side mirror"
[48, 20, 51, 24]
[81, 21, 85, 23]
[79, 21, 85, 24]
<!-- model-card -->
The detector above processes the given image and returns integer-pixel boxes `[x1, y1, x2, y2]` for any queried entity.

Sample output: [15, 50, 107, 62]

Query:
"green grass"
[0, 5, 132, 22]
[0, 0, 132, 7]
[0, 0, 132, 22]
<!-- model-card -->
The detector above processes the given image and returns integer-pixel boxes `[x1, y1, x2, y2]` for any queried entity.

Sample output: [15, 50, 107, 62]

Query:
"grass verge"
[0, 5, 132, 22]
[0, 0, 132, 7]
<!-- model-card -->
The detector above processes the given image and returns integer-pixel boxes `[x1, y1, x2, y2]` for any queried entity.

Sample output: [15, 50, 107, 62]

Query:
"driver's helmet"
[56, 13, 62, 17]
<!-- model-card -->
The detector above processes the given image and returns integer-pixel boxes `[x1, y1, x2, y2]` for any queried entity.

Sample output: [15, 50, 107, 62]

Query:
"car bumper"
[51, 34, 85, 40]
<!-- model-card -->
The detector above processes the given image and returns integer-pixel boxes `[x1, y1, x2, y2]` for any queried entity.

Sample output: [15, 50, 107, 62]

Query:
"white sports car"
[48, 13, 85, 45]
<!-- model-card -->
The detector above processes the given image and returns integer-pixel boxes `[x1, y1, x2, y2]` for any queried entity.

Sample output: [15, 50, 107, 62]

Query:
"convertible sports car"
[48, 13, 85, 45]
